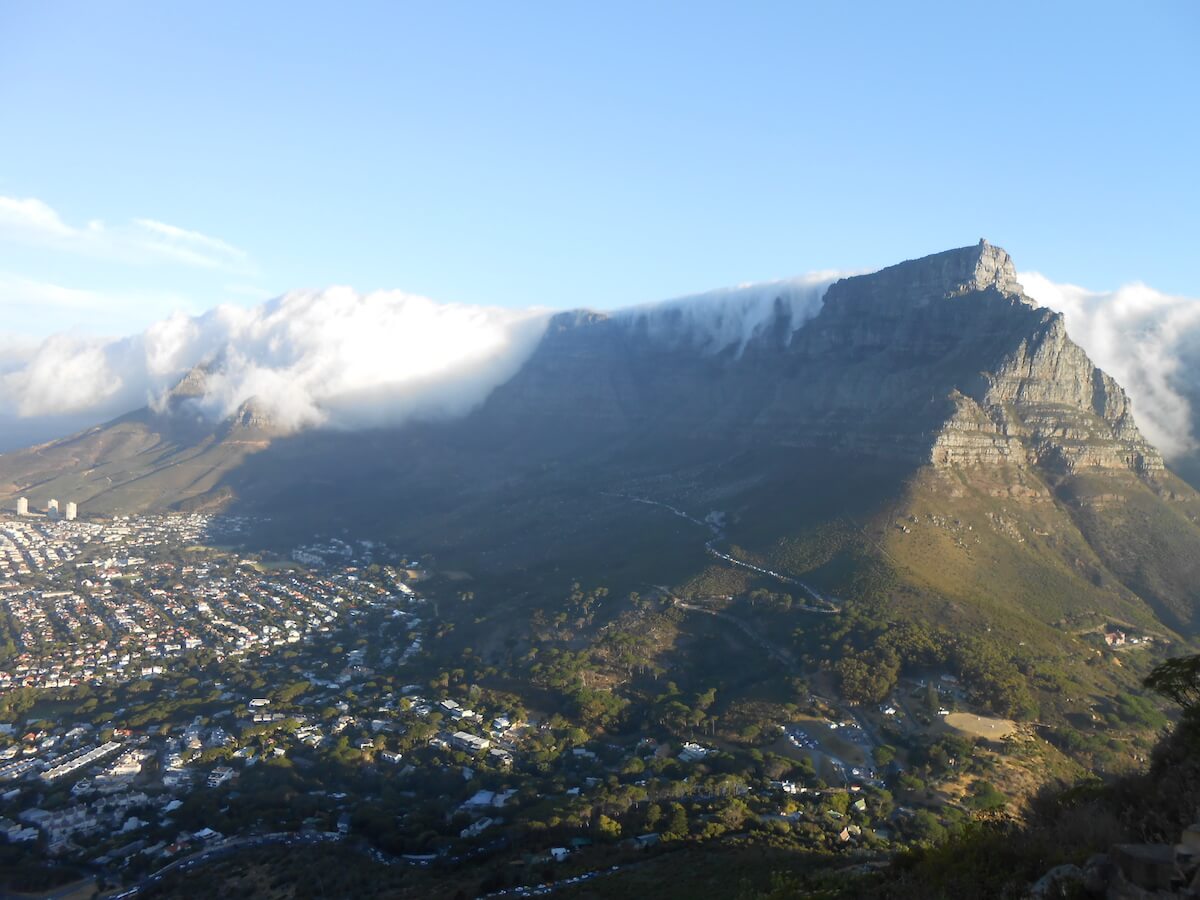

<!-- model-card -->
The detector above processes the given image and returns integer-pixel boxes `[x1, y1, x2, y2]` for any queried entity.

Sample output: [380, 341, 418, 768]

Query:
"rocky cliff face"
[884, 243, 1163, 474]
[483, 240, 1162, 478]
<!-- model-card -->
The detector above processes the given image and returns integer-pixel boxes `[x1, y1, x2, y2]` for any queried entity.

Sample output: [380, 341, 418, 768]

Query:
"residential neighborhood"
[0, 511, 1075, 898]
[0, 514, 411, 692]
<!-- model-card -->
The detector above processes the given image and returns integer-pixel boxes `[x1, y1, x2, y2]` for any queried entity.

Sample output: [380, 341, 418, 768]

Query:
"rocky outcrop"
[859, 242, 1166, 475]
[164, 363, 211, 404]
[218, 398, 281, 445]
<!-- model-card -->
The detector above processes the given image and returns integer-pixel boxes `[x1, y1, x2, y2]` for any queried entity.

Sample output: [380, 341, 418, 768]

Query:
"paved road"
[700, 544, 840, 613]
[606, 491, 840, 613]
[476, 861, 640, 899]
[105, 832, 358, 898]
[107, 828, 515, 899]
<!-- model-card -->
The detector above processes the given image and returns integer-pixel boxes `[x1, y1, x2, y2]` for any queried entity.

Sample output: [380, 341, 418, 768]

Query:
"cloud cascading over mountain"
[0, 276, 847, 447]
[1019, 273, 1200, 459]
[1, 266, 1198, 459]
[616, 272, 844, 354]
[0, 289, 552, 443]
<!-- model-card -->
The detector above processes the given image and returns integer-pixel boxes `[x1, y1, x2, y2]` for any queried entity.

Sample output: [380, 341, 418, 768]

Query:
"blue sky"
[1, 1, 1197, 337]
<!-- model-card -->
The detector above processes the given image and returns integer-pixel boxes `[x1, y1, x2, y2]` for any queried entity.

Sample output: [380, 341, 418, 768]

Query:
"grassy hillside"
[1056, 471, 1200, 632]
[0, 413, 260, 514]
[672, 458, 1197, 745]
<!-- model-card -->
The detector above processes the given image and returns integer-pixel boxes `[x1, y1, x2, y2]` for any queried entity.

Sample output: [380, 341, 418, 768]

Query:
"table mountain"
[478, 240, 1161, 475]
[2, 241, 1198, 644]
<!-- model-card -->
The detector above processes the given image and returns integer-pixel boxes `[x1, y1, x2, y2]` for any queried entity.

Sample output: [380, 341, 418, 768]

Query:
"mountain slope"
[0, 364, 280, 513]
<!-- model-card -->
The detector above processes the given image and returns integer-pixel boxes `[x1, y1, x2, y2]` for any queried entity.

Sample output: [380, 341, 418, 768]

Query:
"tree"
[1144, 654, 1200, 711]
[596, 814, 622, 840]
[925, 682, 941, 715]
[644, 803, 663, 830]
[763, 754, 792, 780]
[909, 809, 946, 844]
[662, 803, 689, 840]
[825, 792, 850, 815]
[967, 780, 1007, 811]
[836, 654, 897, 705]
[719, 798, 750, 829]
[278, 681, 310, 704]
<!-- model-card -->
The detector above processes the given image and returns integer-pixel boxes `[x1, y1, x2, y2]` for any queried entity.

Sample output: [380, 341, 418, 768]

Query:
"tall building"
[16, 497, 28, 516]
[65, 502, 78, 521]
[47, 499, 59, 517]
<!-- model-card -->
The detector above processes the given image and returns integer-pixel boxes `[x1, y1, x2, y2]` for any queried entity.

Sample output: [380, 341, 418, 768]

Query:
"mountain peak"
[164, 361, 215, 405]
[823, 240, 1028, 313]
[956, 238, 1022, 297]
[226, 397, 276, 431]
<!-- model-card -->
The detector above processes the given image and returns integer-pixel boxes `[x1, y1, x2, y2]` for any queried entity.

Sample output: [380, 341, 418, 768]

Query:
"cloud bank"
[0, 289, 551, 443]
[1018, 273, 1200, 459]
[617, 272, 844, 354]
[0, 274, 849, 448]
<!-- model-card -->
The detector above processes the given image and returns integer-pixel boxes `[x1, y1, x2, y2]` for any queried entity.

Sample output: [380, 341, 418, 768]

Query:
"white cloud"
[3, 335, 125, 418]
[0, 194, 250, 271]
[0, 196, 75, 238]
[130, 218, 248, 269]
[618, 271, 845, 354]
[0, 288, 552, 434]
[0, 270, 851, 439]
[1020, 272, 1200, 458]
[0, 332, 38, 372]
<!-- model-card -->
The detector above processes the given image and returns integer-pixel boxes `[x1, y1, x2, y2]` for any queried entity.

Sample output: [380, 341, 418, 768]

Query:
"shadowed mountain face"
[2, 241, 1199, 632]
[478, 241, 1160, 473]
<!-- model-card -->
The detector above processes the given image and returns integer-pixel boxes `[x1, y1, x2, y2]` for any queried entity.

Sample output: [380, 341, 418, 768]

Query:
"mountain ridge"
[472, 240, 1163, 477]
[0, 241, 1184, 514]
[0, 243, 1194, 632]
